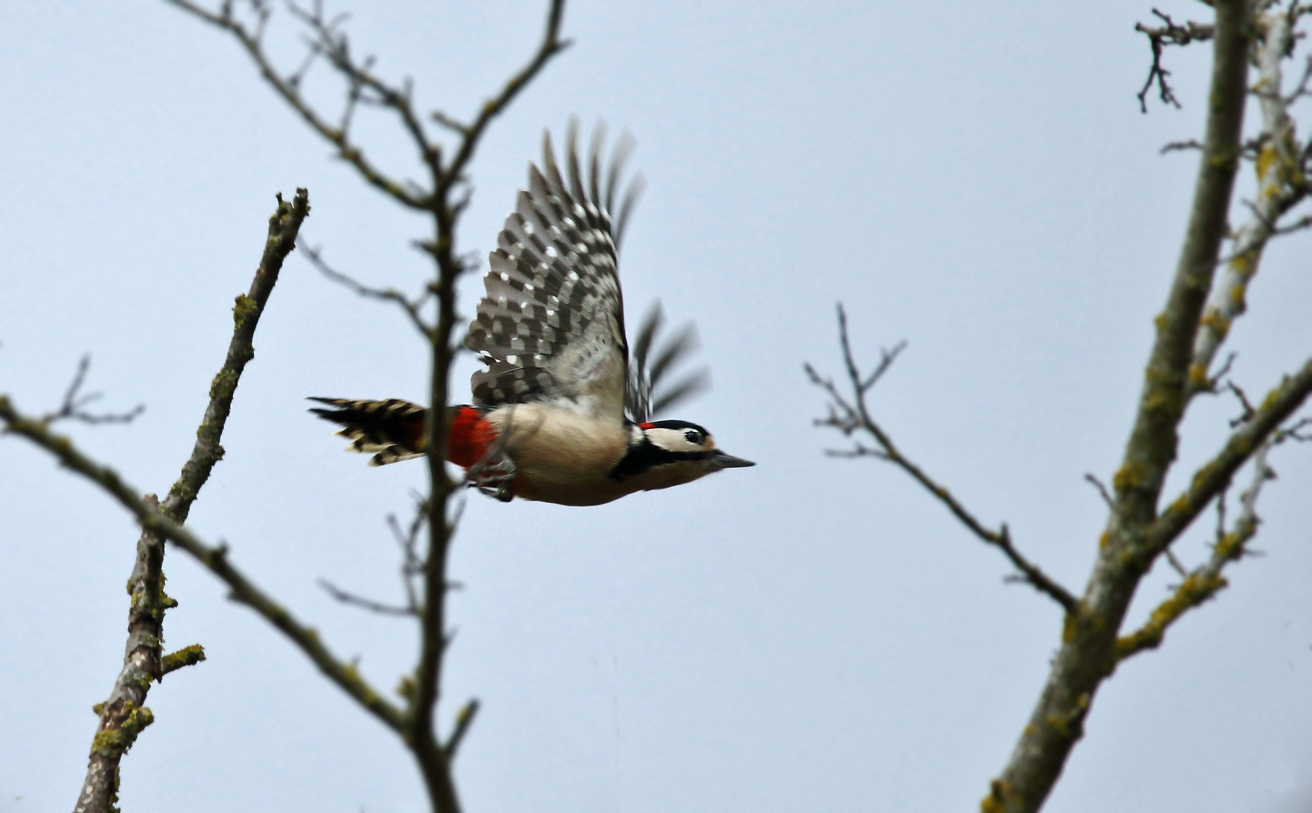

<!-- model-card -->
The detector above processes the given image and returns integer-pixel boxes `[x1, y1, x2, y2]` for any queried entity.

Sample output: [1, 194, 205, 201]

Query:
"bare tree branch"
[1188, 8, 1308, 398]
[987, 4, 1257, 809]
[1115, 414, 1302, 660]
[807, 305, 1079, 614]
[75, 496, 187, 813]
[164, 0, 432, 209]
[437, 0, 569, 188]
[410, 5, 568, 809]
[165, 3, 570, 809]
[1146, 357, 1312, 555]
[67, 189, 308, 813]
[164, 189, 310, 521]
[0, 397, 408, 735]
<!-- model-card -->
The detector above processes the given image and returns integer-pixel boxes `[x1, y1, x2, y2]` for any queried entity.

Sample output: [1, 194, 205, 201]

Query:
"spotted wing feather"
[466, 122, 643, 421]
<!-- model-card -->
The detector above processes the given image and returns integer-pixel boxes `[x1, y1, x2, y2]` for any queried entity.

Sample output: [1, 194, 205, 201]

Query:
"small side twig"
[388, 496, 428, 614]
[318, 578, 416, 617]
[1226, 380, 1256, 426]
[1283, 54, 1312, 104]
[43, 355, 145, 425]
[1161, 137, 1264, 159]
[161, 645, 207, 677]
[298, 239, 433, 339]
[442, 699, 480, 763]
[1162, 548, 1189, 576]
[1084, 473, 1115, 508]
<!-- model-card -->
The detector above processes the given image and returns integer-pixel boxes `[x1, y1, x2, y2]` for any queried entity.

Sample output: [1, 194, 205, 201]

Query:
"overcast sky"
[2, 2, 1311, 812]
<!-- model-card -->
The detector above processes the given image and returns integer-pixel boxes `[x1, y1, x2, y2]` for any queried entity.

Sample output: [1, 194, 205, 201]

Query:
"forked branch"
[806, 305, 1078, 613]
[1115, 418, 1305, 661]
[1135, 8, 1216, 112]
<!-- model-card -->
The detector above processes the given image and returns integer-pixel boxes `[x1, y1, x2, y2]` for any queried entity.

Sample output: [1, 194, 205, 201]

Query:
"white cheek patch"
[648, 427, 705, 453]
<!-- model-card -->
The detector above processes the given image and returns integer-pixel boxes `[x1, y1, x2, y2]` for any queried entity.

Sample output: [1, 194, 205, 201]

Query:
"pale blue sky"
[2, 2, 1310, 811]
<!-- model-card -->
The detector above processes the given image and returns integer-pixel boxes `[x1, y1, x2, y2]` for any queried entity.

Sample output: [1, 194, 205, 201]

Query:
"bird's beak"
[713, 450, 755, 469]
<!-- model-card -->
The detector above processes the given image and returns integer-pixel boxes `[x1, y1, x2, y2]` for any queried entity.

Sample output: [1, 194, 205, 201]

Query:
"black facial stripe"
[609, 438, 715, 481]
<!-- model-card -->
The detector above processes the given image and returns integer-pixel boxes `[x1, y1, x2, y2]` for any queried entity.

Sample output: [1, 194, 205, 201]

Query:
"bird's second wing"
[624, 302, 711, 424]
[466, 122, 644, 422]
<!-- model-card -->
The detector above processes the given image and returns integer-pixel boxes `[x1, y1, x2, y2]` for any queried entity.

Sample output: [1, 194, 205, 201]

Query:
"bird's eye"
[684, 429, 703, 444]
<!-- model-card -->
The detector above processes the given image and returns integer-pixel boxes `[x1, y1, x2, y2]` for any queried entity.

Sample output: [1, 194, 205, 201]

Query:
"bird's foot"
[466, 451, 517, 502]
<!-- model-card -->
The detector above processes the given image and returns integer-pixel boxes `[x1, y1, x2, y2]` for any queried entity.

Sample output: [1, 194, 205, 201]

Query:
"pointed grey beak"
[713, 450, 755, 469]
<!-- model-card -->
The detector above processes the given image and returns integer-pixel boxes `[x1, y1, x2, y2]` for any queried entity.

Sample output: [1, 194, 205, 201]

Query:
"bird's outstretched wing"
[466, 121, 644, 421]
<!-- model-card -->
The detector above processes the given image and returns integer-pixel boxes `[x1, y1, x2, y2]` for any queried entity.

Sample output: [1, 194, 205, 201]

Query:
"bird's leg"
[465, 448, 517, 502]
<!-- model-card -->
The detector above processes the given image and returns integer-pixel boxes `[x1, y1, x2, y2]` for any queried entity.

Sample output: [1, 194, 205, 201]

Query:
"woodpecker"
[311, 123, 753, 506]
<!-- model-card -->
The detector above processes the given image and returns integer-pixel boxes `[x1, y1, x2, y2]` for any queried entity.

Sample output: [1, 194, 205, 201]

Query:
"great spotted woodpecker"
[311, 124, 753, 506]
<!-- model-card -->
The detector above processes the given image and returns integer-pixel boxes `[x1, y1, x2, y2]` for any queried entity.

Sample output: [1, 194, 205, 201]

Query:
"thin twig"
[438, 0, 569, 189]
[1084, 474, 1115, 509]
[319, 578, 416, 617]
[164, 0, 431, 209]
[388, 497, 428, 614]
[1226, 380, 1256, 426]
[1163, 548, 1189, 576]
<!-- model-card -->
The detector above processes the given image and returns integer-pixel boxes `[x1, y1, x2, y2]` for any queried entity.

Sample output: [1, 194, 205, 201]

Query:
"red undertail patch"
[448, 406, 498, 469]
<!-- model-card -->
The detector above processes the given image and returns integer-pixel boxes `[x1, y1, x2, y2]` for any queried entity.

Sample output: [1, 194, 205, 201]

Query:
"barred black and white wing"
[466, 123, 643, 421]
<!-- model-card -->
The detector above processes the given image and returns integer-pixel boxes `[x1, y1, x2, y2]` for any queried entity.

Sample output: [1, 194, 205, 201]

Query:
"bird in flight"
[311, 123, 753, 506]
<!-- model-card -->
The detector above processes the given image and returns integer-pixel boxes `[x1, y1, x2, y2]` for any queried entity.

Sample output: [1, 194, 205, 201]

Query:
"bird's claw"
[466, 451, 517, 502]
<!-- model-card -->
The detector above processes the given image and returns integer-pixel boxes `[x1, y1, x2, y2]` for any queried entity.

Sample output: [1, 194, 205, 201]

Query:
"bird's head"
[610, 419, 755, 491]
